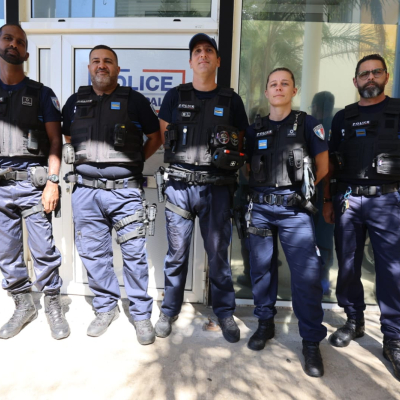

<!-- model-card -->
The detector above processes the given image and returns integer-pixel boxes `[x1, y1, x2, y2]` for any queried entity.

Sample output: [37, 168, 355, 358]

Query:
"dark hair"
[355, 54, 387, 77]
[266, 67, 295, 89]
[89, 45, 118, 64]
[0, 24, 28, 50]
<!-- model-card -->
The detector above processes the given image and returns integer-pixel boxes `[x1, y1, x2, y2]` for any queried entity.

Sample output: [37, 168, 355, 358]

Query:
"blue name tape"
[111, 102, 121, 110]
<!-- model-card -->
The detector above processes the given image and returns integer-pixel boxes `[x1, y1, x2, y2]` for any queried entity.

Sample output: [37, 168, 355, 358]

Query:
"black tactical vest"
[249, 111, 309, 187]
[0, 79, 49, 159]
[334, 98, 400, 181]
[164, 83, 240, 166]
[70, 86, 143, 166]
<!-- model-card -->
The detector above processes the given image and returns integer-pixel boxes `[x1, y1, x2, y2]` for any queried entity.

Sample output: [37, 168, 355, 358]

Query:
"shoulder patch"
[150, 104, 158, 116]
[51, 97, 61, 111]
[313, 124, 325, 140]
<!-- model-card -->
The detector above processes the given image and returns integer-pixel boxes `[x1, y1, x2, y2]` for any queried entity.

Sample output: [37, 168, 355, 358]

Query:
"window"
[232, 0, 400, 303]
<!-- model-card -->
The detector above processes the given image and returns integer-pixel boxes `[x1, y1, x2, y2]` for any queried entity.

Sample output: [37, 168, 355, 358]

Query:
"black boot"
[302, 340, 324, 378]
[383, 338, 400, 381]
[329, 318, 365, 347]
[0, 292, 37, 339]
[247, 318, 275, 351]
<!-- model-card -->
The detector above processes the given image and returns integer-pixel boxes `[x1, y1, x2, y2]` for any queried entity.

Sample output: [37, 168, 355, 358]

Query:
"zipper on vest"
[196, 99, 206, 165]
[8, 91, 13, 156]
[96, 95, 104, 162]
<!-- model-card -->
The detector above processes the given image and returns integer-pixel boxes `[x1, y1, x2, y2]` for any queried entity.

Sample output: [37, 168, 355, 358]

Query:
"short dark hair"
[89, 45, 118, 64]
[0, 24, 28, 50]
[266, 67, 295, 88]
[355, 54, 387, 77]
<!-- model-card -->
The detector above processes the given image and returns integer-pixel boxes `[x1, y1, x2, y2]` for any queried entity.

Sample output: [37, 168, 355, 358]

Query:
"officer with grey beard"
[323, 54, 400, 381]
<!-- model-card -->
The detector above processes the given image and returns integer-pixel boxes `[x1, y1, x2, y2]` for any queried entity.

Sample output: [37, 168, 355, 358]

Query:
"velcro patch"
[22, 97, 33, 107]
[111, 102, 121, 110]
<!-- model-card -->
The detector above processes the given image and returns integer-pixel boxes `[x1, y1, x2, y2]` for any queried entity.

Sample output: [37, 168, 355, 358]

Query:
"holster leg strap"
[113, 209, 145, 231]
[247, 226, 274, 237]
[21, 203, 45, 219]
[165, 200, 194, 220]
[116, 226, 146, 244]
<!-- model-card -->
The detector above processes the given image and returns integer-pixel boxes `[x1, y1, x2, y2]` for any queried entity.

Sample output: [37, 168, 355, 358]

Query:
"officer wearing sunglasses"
[323, 54, 400, 381]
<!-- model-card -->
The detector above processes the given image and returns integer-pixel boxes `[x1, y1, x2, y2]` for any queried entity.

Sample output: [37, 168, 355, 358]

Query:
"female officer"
[245, 68, 329, 377]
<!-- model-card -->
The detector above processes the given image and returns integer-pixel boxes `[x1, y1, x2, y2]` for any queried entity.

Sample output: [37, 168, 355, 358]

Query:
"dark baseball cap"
[189, 33, 218, 56]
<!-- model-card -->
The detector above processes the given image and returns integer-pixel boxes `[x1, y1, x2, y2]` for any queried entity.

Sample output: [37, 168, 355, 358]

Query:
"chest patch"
[356, 128, 366, 137]
[352, 121, 370, 127]
[258, 139, 268, 149]
[313, 124, 325, 140]
[178, 104, 195, 110]
[181, 112, 191, 118]
[256, 130, 273, 137]
[111, 102, 121, 110]
[22, 97, 33, 107]
[214, 107, 224, 117]
[287, 127, 297, 137]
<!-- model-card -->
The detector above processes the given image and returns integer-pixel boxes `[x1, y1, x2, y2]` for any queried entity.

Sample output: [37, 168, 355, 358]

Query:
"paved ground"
[0, 293, 398, 400]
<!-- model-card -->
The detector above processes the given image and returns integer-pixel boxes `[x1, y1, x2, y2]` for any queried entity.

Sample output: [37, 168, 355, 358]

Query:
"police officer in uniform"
[245, 68, 328, 377]
[324, 54, 400, 381]
[62, 45, 161, 344]
[155, 34, 249, 342]
[0, 24, 70, 340]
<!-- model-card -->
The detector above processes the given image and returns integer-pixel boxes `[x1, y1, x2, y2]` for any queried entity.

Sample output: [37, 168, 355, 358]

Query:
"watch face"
[48, 174, 59, 183]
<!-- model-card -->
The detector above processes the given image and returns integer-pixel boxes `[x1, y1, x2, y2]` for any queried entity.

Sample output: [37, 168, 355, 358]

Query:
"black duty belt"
[247, 192, 301, 206]
[334, 182, 399, 196]
[0, 169, 28, 181]
[65, 172, 142, 190]
[165, 167, 236, 186]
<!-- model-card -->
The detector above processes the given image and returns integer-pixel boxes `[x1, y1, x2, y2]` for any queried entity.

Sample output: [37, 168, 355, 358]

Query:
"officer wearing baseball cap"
[155, 33, 249, 342]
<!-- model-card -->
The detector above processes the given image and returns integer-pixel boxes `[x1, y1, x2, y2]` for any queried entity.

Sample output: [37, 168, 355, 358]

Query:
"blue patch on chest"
[214, 107, 223, 117]
[356, 129, 366, 137]
[111, 102, 121, 110]
[258, 139, 268, 149]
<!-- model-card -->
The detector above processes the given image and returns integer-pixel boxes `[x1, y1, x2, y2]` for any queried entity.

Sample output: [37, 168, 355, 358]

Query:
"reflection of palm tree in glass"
[157, 0, 204, 17]
[240, 0, 394, 122]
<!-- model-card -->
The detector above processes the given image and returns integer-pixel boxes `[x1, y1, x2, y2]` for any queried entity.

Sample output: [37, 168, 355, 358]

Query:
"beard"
[90, 70, 118, 88]
[358, 81, 385, 98]
[0, 48, 25, 65]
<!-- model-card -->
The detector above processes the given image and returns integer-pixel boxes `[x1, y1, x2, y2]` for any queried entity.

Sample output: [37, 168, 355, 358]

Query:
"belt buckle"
[96, 180, 106, 189]
[194, 172, 201, 183]
[265, 194, 276, 205]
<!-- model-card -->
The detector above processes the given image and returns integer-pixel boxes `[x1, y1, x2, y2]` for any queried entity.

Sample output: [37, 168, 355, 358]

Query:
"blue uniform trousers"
[0, 179, 62, 295]
[161, 180, 236, 319]
[72, 184, 153, 320]
[247, 198, 327, 342]
[334, 190, 400, 340]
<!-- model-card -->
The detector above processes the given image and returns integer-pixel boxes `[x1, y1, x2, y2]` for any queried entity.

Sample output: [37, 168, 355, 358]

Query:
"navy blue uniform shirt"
[0, 77, 61, 170]
[329, 96, 398, 186]
[62, 87, 159, 179]
[159, 85, 249, 171]
[246, 113, 328, 194]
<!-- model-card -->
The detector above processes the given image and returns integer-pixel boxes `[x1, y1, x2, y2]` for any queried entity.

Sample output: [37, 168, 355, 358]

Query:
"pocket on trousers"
[75, 230, 86, 256]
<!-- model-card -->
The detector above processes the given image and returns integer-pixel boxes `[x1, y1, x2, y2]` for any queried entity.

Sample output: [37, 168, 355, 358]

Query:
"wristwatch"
[47, 174, 60, 184]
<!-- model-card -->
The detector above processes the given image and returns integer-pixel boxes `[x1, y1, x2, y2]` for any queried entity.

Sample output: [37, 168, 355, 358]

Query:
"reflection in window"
[233, 0, 400, 303]
[31, 0, 211, 18]
[0, 0, 3, 20]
